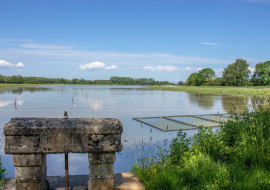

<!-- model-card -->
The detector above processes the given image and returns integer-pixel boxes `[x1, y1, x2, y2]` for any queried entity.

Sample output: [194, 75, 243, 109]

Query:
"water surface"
[0, 85, 260, 177]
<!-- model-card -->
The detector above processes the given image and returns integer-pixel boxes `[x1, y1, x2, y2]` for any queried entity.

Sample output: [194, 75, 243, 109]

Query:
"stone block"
[13, 154, 43, 166]
[15, 166, 42, 182]
[89, 163, 114, 178]
[88, 153, 115, 164]
[16, 182, 43, 190]
[88, 177, 114, 190]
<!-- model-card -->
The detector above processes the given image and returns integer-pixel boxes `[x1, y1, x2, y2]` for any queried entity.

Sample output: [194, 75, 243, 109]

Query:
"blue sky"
[0, 0, 269, 83]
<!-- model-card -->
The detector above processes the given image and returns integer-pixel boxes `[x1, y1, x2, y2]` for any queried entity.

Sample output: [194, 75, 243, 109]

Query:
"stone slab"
[4, 118, 123, 154]
[4, 118, 123, 136]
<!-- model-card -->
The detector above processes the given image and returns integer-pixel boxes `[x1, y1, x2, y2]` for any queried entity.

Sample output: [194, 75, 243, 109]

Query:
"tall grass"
[149, 85, 270, 96]
[131, 97, 270, 189]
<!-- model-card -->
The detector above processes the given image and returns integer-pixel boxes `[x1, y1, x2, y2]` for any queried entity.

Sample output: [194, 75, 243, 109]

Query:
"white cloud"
[73, 72, 76, 74]
[248, 67, 255, 73]
[200, 42, 225, 46]
[0, 59, 15, 68]
[143, 66, 179, 72]
[0, 43, 234, 67]
[79, 61, 118, 70]
[79, 61, 105, 70]
[17, 69, 24, 72]
[105, 65, 118, 70]
[16, 62, 24, 67]
[0, 60, 25, 68]
[214, 68, 224, 73]
[178, 67, 201, 72]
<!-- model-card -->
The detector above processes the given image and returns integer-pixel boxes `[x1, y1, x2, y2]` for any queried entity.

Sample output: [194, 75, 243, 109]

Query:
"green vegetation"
[185, 68, 216, 86]
[184, 59, 270, 87]
[0, 156, 7, 189]
[0, 83, 48, 91]
[222, 59, 251, 86]
[131, 97, 270, 189]
[149, 85, 270, 96]
[252, 61, 270, 86]
[0, 75, 171, 85]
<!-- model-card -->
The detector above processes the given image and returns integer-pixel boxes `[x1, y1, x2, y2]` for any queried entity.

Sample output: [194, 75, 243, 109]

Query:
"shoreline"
[1, 83, 270, 96]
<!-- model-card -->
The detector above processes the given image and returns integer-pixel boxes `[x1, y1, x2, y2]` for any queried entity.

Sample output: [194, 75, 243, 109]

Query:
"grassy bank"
[131, 97, 270, 189]
[0, 84, 49, 91]
[149, 85, 270, 96]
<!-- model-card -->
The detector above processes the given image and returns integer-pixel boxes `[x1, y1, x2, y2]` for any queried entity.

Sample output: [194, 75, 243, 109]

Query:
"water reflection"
[221, 95, 251, 113]
[0, 99, 24, 108]
[188, 93, 216, 110]
[3, 86, 53, 95]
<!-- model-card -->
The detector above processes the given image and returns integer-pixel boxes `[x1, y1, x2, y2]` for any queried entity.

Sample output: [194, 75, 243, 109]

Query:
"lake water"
[0, 85, 258, 177]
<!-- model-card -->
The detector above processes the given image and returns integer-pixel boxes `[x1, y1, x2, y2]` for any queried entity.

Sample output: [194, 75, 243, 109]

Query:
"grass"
[0, 83, 49, 91]
[131, 97, 270, 189]
[148, 85, 270, 96]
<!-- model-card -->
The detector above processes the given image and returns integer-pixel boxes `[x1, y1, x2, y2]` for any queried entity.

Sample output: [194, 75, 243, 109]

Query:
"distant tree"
[198, 68, 216, 85]
[0, 75, 4, 83]
[185, 73, 199, 86]
[213, 78, 224, 86]
[178, 81, 184, 85]
[252, 61, 270, 86]
[222, 59, 251, 86]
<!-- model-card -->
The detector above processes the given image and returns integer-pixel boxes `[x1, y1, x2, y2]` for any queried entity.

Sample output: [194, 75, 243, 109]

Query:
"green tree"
[252, 61, 270, 86]
[222, 59, 251, 86]
[178, 81, 184, 85]
[198, 68, 216, 85]
[185, 73, 199, 86]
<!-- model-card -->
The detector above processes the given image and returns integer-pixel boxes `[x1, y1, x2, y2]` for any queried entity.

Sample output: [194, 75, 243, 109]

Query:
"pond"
[0, 85, 259, 177]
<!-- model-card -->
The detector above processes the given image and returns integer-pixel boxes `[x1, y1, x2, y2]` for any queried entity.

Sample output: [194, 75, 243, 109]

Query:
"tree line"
[0, 75, 171, 85]
[183, 59, 270, 86]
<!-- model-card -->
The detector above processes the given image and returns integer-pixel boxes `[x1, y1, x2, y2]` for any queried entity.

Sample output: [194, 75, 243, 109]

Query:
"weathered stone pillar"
[12, 154, 47, 190]
[88, 152, 115, 190]
[4, 117, 123, 190]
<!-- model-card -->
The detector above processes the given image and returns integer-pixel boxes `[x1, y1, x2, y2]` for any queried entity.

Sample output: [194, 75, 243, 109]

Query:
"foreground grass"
[131, 97, 270, 189]
[149, 85, 270, 96]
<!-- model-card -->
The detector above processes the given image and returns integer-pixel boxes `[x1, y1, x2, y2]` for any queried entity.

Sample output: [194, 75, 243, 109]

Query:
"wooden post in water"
[65, 153, 69, 190]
